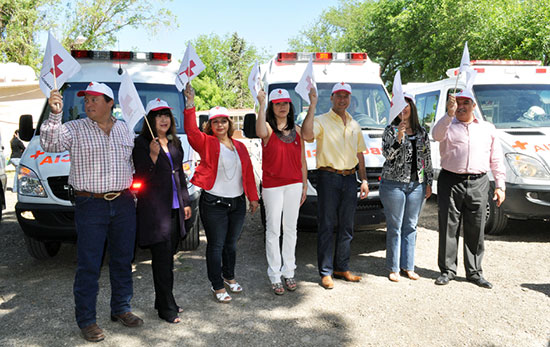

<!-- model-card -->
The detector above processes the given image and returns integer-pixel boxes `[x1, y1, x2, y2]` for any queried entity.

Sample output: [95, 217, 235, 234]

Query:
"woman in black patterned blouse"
[380, 95, 433, 282]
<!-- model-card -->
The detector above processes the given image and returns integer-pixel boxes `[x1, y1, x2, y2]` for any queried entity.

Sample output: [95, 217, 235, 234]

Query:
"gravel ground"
[1, 172, 549, 347]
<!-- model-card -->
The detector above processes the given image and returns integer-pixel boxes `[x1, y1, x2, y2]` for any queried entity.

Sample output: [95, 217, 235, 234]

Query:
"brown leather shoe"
[333, 271, 362, 282]
[320, 275, 334, 289]
[80, 323, 105, 342]
[110, 312, 144, 327]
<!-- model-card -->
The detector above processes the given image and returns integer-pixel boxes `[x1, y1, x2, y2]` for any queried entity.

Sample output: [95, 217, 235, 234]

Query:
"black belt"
[74, 189, 130, 200]
[441, 169, 486, 180]
[318, 167, 357, 176]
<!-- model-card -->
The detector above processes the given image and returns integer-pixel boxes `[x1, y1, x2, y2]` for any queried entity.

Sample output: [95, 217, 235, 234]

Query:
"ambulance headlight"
[18, 166, 47, 197]
[505, 153, 550, 179]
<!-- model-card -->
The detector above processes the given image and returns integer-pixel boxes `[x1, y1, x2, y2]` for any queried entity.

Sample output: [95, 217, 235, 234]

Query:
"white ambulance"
[405, 60, 550, 234]
[15, 50, 201, 259]
[243, 52, 391, 230]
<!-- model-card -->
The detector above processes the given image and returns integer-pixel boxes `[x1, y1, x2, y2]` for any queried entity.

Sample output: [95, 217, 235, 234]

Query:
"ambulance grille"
[48, 176, 70, 201]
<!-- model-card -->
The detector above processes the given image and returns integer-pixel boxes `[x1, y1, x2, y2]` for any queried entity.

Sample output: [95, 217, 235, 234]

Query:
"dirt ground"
[1, 173, 549, 346]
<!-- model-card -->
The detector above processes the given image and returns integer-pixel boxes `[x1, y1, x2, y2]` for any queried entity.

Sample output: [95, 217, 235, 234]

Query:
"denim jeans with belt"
[73, 191, 136, 329]
[379, 179, 426, 273]
[200, 192, 246, 290]
[316, 170, 358, 277]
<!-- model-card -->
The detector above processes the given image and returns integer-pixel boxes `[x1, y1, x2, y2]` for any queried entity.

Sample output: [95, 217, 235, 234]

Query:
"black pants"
[150, 209, 180, 320]
[437, 170, 489, 280]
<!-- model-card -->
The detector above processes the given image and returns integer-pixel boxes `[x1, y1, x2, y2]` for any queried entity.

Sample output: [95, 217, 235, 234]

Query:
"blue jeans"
[379, 179, 426, 273]
[73, 191, 136, 329]
[316, 170, 358, 277]
[200, 192, 246, 290]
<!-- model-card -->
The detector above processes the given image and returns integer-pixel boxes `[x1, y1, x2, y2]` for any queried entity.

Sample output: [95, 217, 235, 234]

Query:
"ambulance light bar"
[276, 52, 368, 63]
[471, 60, 542, 66]
[71, 50, 172, 62]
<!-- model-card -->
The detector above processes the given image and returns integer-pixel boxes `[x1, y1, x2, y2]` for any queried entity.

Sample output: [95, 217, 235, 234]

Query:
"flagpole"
[143, 114, 155, 139]
[51, 55, 60, 109]
[453, 71, 461, 95]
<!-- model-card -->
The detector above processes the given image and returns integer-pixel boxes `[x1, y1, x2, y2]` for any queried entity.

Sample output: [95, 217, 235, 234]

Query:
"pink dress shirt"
[432, 113, 506, 189]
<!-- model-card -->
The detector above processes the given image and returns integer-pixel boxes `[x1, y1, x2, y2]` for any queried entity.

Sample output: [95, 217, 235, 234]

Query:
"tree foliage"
[190, 32, 266, 110]
[0, 0, 53, 68]
[0, 0, 175, 71]
[290, 0, 550, 85]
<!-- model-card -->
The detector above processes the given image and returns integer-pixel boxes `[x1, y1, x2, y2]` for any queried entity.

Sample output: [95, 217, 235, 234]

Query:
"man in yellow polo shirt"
[302, 82, 369, 289]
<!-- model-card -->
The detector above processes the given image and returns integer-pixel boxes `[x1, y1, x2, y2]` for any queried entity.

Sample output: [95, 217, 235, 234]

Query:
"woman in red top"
[256, 88, 317, 295]
[183, 85, 259, 303]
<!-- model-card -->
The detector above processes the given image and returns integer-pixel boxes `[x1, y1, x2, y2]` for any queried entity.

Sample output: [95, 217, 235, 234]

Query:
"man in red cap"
[432, 90, 506, 289]
[302, 82, 369, 289]
[42, 82, 143, 342]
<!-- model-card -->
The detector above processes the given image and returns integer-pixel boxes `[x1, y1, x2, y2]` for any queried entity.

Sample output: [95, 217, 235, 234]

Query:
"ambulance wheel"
[181, 211, 200, 251]
[485, 193, 508, 235]
[23, 235, 61, 259]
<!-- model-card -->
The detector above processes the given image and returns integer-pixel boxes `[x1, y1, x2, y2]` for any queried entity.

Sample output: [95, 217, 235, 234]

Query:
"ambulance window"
[415, 91, 440, 132]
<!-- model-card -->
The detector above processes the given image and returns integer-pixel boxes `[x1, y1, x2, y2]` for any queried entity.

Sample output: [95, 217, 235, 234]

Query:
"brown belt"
[74, 189, 128, 201]
[318, 166, 357, 176]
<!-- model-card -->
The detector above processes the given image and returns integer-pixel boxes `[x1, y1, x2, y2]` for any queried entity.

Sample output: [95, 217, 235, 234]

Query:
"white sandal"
[211, 287, 232, 303]
[223, 279, 243, 293]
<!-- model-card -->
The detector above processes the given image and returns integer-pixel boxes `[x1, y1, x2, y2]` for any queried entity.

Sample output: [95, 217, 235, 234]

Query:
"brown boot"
[321, 275, 334, 289]
[333, 271, 362, 282]
[80, 323, 105, 342]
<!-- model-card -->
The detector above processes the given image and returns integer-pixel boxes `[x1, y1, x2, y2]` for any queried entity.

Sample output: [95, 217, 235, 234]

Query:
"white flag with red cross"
[458, 41, 471, 74]
[389, 70, 407, 124]
[247, 61, 262, 106]
[119, 71, 146, 137]
[295, 55, 317, 104]
[39, 32, 81, 97]
[175, 42, 206, 92]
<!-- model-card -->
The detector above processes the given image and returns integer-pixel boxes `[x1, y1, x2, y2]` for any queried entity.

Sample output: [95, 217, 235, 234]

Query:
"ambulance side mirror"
[19, 114, 34, 141]
[198, 115, 208, 132]
[243, 113, 258, 139]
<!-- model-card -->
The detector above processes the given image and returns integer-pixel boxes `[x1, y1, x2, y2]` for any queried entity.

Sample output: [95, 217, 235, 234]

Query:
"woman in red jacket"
[183, 85, 259, 303]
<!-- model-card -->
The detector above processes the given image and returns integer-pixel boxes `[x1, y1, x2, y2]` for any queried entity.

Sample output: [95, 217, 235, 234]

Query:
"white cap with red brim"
[209, 106, 230, 120]
[455, 89, 475, 101]
[76, 82, 114, 99]
[404, 92, 415, 103]
[145, 98, 173, 114]
[269, 88, 292, 103]
[332, 82, 352, 94]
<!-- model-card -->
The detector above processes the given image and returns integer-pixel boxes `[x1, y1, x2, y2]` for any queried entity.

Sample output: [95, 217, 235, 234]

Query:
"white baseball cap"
[269, 88, 292, 103]
[145, 98, 173, 114]
[332, 82, 352, 94]
[404, 92, 415, 104]
[208, 106, 230, 120]
[77, 82, 114, 99]
[455, 89, 475, 101]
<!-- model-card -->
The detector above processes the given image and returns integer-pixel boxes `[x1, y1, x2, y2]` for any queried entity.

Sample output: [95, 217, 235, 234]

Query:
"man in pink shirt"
[432, 90, 506, 289]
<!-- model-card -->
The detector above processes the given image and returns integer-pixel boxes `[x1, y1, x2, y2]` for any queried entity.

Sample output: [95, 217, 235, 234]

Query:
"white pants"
[263, 182, 302, 284]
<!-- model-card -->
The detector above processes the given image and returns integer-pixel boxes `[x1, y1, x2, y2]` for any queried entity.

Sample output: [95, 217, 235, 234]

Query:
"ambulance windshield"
[270, 83, 390, 129]
[474, 85, 550, 129]
[37, 82, 186, 135]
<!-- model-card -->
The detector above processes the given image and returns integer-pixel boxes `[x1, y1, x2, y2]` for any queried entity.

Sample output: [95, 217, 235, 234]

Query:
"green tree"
[0, 0, 52, 68]
[190, 32, 266, 109]
[0, 0, 176, 71]
[290, 0, 550, 86]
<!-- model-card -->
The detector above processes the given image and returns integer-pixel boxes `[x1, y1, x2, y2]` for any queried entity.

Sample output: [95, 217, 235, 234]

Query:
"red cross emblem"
[512, 140, 528, 150]
[89, 82, 93, 86]
[156, 98, 161, 102]
[341, 82, 345, 85]
[121, 95, 134, 115]
[31, 150, 45, 159]
[306, 76, 313, 90]
[50, 54, 64, 77]
[278, 90, 282, 94]
[179, 60, 196, 77]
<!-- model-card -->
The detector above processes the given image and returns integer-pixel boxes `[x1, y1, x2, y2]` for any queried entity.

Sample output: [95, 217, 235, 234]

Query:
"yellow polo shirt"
[309, 109, 366, 170]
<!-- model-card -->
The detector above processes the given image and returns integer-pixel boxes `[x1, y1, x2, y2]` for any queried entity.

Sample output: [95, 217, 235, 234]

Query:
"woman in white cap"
[256, 88, 317, 295]
[132, 98, 192, 322]
[183, 84, 259, 303]
[380, 94, 433, 282]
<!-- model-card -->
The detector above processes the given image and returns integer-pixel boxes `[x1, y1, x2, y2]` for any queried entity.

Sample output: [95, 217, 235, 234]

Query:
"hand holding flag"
[39, 32, 81, 98]
[175, 42, 205, 92]
[295, 55, 317, 104]
[389, 70, 407, 124]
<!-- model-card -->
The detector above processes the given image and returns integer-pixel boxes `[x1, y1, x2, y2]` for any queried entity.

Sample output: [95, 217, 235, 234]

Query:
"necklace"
[219, 144, 238, 180]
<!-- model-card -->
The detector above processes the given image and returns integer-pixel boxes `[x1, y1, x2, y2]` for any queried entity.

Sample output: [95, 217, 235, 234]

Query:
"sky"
[113, 0, 340, 59]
